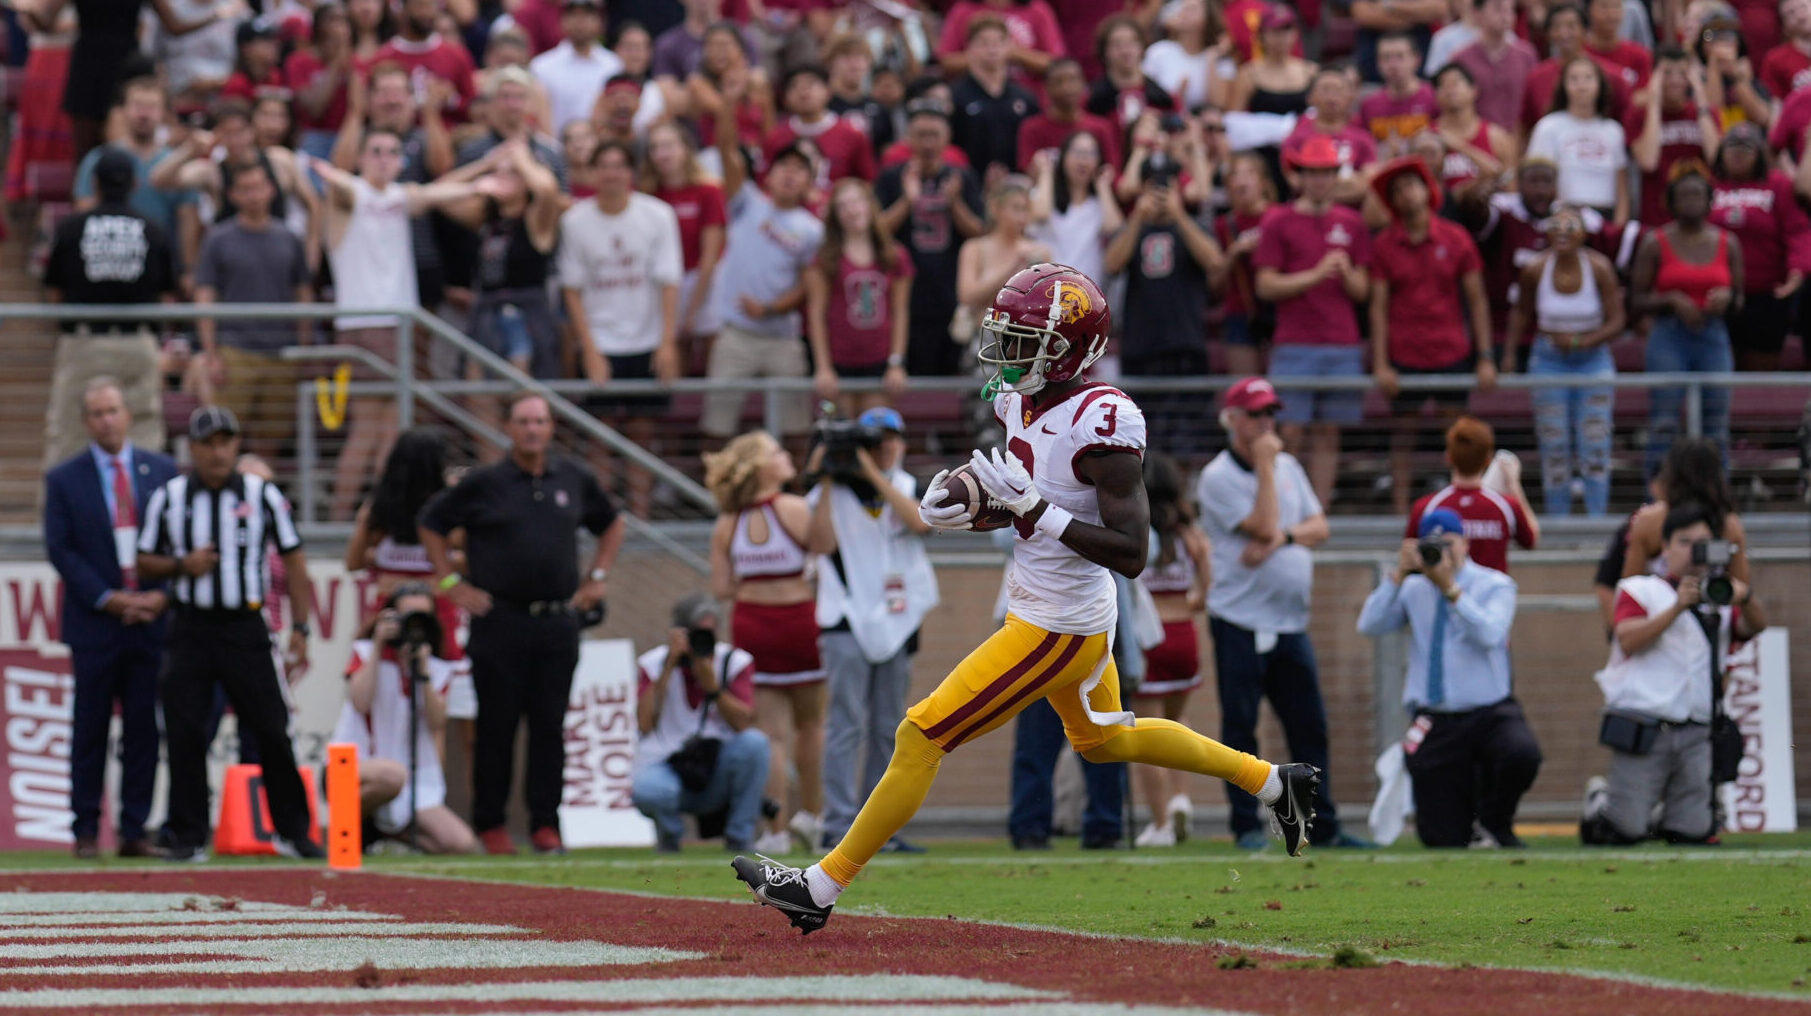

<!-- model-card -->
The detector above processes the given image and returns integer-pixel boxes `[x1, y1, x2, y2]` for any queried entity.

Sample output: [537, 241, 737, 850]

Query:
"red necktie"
[113, 457, 138, 590]
[112, 457, 136, 527]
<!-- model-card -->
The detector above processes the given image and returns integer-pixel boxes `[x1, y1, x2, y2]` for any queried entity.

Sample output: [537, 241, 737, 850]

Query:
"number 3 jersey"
[993, 383, 1147, 636]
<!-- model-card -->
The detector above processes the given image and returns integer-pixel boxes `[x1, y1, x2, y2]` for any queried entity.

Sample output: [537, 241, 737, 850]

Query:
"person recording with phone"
[1582, 502, 1766, 846]
[331, 582, 477, 855]
[1358, 508, 1539, 848]
[631, 594, 768, 854]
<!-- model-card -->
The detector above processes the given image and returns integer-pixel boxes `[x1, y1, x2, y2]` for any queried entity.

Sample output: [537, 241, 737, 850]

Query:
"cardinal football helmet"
[978, 263, 1111, 398]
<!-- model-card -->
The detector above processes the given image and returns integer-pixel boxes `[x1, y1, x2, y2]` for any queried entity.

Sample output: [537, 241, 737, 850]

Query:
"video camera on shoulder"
[812, 402, 885, 494]
[1691, 539, 1736, 606]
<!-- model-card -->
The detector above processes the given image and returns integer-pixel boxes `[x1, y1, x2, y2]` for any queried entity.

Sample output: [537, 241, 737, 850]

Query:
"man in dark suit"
[42, 377, 178, 859]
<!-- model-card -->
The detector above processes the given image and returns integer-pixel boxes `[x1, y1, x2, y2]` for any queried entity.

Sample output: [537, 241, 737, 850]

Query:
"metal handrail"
[0, 303, 716, 512]
[280, 346, 711, 574]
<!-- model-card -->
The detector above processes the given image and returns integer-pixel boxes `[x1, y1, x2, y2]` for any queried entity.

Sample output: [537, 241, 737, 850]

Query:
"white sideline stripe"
[0, 910, 397, 926]
[0, 939, 699, 975]
[0, 894, 337, 914]
[0, 922, 524, 940]
[402, 1005, 1236, 1016]
[0, 976, 1056, 1008]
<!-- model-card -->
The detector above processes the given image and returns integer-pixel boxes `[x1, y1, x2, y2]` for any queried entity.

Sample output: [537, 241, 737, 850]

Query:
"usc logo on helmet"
[1047, 280, 1091, 327]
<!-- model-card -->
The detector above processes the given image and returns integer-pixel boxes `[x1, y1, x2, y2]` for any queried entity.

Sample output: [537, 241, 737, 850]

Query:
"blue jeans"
[631, 727, 770, 848]
[1008, 698, 1124, 845]
[1528, 337, 1615, 516]
[1209, 617, 1341, 842]
[1645, 315, 1731, 479]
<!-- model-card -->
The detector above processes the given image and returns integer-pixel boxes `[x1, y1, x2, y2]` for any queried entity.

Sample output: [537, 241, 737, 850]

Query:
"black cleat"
[731, 854, 834, 935]
[1267, 763, 1321, 857]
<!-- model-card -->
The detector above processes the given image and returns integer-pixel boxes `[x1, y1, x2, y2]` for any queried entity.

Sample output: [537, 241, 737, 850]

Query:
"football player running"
[732, 264, 1320, 935]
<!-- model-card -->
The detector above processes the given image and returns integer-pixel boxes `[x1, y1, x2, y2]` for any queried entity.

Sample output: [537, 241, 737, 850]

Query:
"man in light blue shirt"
[1357, 508, 1541, 848]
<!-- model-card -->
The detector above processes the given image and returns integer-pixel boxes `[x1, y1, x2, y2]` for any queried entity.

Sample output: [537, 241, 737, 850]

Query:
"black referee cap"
[188, 405, 241, 441]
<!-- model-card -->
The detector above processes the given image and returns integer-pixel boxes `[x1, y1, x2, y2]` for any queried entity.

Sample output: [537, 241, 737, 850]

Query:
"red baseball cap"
[1287, 134, 1342, 171]
[1260, 5, 1298, 31]
[1223, 377, 1284, 413]
[1370, 156, 1443, 217]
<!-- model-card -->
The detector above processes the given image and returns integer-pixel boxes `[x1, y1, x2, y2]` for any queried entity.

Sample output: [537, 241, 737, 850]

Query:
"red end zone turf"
[0, 870, 1803, 1016]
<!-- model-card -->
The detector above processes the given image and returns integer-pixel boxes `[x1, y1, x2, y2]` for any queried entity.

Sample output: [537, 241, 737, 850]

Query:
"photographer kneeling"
[1358, 509, 1541, 848]
[632, 594, 769, 852]
[332, 583, 478, 854]
[1583, 503, 1766, 845]
[809, 407, 938, 851]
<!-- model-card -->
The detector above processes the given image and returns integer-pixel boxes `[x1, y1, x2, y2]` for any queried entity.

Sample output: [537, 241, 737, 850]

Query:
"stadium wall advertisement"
[0, 562, 653, 850]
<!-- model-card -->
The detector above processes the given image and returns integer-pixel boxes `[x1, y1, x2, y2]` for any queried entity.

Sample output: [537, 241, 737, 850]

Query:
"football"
[930, 463, 1017, 532]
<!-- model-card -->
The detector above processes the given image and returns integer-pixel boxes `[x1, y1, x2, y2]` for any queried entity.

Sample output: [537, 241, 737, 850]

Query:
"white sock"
[1254, 764, 1283, 806]
[804, 864, 844, 908]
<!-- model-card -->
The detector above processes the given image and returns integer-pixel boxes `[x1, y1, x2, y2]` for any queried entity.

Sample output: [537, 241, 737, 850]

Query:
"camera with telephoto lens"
[813, 403, 886, 489]
[685, 626, 716, 663]
[385, 610, 444, 660]
[1417, 538, 1448, 570]
[1692, 539, 1736, 606]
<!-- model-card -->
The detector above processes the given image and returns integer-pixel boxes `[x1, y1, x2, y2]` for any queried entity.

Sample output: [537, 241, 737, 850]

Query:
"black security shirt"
[43, 204, 177, 332]
[418, 455, 618, 603]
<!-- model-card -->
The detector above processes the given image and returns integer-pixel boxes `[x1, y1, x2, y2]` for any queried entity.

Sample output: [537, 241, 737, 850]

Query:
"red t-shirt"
[1251, 202, 1370, 346]
[1520, 55, 1632, 131]
[1048, 0, 1121, 77]
[696, 97, 770, 152]
[879, 142, 970, 169]
[1768, 88, 1811, 161]
[1710, 172, 1811, 293]
[1733, 0, 1783, 64]
[1281, 118, 1379, 176]
[1371, 216, 1483, 370]
[1435, 118, 1495, 192]
[763, 115, 876, 187]
[221, 68, 290, 103]
[1215, 207, 1268, 317]
[937, 1, 1066, 64]
[511, 0, 565, 55]
[1585, 38, 1653, 92]
[1406, 483, 1535, 574]
[1360, 84, 1440, 144]
[375, 36, 477, 121]
[1015, 111, 1121, 172]
[1761, 43, 1811, 100]
[824, 251, 915, 368]
[1624, 103, 1713, 227]
[652, 182, 729, 272]
[285, 50, 348, 132]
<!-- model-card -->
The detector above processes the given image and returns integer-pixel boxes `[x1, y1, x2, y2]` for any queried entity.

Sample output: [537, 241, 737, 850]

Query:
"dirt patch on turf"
[0, 869, 1802, 1016]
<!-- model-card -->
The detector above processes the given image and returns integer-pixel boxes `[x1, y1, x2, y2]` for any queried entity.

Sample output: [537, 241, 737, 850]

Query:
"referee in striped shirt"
[137, 407, 323, 861]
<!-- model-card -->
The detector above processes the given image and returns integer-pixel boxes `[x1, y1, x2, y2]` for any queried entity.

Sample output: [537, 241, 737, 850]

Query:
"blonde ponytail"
[703, 430, 774, 514]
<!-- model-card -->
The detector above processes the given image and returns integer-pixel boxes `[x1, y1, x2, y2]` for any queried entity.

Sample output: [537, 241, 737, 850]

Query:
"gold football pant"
[819, 614, 1271, 886]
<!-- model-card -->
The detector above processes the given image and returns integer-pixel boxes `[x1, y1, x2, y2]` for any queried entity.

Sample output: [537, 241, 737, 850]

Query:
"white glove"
[918, 469, 973, 531]
[968, 447, 1041, 517]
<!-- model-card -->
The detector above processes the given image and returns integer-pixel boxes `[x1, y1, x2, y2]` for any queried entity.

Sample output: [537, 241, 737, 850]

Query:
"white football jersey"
[992, 383, 1147, 635]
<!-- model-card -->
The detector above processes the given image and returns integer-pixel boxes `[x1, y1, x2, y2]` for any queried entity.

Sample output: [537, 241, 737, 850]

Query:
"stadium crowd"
[15, 0, 1811, 527]
[15, 0, 1806, 860]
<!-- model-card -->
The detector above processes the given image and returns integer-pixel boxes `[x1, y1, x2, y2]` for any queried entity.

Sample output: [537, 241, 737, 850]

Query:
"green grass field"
[389, 834, 1811, 996]
[14, 834, 1811, 996]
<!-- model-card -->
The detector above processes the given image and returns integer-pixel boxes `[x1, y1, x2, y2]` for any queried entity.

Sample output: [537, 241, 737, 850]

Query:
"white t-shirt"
[530, 40, 625, 134]
[1196, 450, 1321, 634]
[330, 178, 418, 330]
[1526, 112, 1627, 211]
[632, 643, 756, 771]
[991, 384, 1148, 636]
[1032, 198, 1107, 289]
[1141, 40, 1236, 112]
[556, 193, 684, 356]
[330, 640, 464, 833]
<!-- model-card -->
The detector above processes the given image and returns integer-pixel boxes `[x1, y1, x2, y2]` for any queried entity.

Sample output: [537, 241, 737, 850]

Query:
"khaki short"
[215, 346, 298, 453]
[700, 323, 811, 437]
[43, 329, 165, 471]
